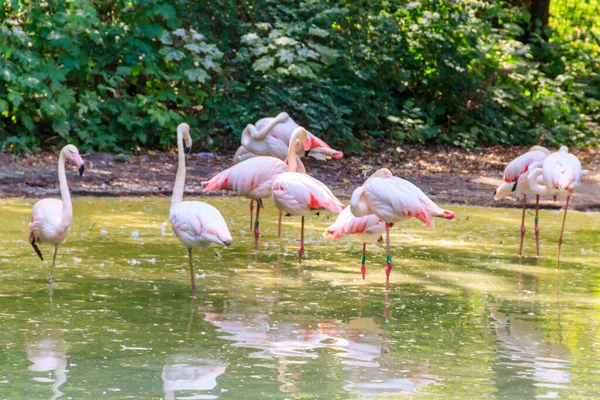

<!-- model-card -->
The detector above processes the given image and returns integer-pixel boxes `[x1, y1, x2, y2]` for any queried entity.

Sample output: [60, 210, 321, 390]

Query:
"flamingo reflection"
[26, 330, 68, 400]
[162, 355, 227, 400]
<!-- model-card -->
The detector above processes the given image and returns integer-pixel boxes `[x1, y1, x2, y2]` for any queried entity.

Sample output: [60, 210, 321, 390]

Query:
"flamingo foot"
[361, 264, 366, 280]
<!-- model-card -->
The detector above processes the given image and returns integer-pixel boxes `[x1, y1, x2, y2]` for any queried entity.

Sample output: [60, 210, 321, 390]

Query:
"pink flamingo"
[528, 146, 588, 268]
[350, 168, 455, 288]
[494, 146, 550, 257]
[271, 127, 344, 263]
[169, 123, 233, 295]
[202, 129, 307, 251]
[233, 112, 343, 163]
[29, 144, 85, 284]
[323, 207, 385, 279]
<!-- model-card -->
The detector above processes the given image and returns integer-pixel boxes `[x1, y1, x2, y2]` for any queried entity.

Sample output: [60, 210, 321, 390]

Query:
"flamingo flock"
[26, 113, 589, 294]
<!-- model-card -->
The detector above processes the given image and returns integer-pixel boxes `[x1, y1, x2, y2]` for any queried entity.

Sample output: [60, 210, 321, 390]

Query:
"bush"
[0, 0, 598, 154]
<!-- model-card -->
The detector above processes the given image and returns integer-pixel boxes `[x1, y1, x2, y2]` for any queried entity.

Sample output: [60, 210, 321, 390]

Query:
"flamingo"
[202, 129, 307, 251]
[28, 144, 85, 284]
[528, 146, 588, 268]
[271, 127, 344, 263]
[323, 207, 385, 279]
[494, 145, 550, 257]
[169, 123, 233, 295]
[350, 168, 455, 288]
[233, 112, 344, 163]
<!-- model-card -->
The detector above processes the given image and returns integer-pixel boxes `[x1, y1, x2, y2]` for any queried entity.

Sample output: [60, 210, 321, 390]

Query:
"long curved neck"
[528, 166, 549, 195]
[171, 132, 186, 211]
[287, 140, 300, 172]
[58, 150, 73, 225]
[251, 112, 289, 141]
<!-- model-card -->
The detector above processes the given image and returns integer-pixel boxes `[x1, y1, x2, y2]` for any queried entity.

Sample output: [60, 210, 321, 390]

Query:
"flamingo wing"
[324, 207, 383, 241]
[272, 173, 344, 215]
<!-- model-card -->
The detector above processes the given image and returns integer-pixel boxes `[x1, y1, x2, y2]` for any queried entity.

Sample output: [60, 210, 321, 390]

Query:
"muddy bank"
[1, 146, 599, 211]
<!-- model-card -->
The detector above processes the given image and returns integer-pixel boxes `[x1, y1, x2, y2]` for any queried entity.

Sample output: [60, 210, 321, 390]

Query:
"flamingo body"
[30, 199, 71, 246]
[272, 172, 344, 217]
[323, 207, 384, 243]
[170, 201, 232, 250]
[494, 146, 550, 200]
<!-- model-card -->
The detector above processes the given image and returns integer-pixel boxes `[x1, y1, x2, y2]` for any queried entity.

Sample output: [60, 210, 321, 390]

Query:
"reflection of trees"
[25, 330, 68, 400]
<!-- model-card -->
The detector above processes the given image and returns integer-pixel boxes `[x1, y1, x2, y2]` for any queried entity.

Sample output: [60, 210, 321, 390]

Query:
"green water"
[0, 197, 599, 399]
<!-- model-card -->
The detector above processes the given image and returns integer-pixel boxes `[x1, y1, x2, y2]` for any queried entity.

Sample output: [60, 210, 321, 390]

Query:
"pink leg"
[518, 195, 527, 257]
[534, 195, 540, 257]
[385, 223, 392, 290]
[249, 200, 254, 231]
[556, 196, 570, 269]
[278, 209, 283, 238]
[361, 242, 367, 280]
[188, 248, 196, 296]
[254, 200, 261, 251]
[298, 216, 305, 264]
[49, 245, 58, 285]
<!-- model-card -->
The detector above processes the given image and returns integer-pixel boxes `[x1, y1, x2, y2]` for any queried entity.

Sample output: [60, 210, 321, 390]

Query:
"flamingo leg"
[277, 209, 283, 238]
[534, 195, 541, 257]
[385, 223, 392, 290]
[188, 248, 196, 296]
[298, 216, 305, 264]
[361, 242, 367, 280]
[556, 195, 570, 269]
[49, 245, 58, 284]
[249, 200, 254, 231]
[518, 195, 527, 257]
[254, 199, 262, 251]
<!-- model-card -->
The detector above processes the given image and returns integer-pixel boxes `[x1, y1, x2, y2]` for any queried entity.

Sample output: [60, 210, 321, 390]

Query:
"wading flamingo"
[169, 123, 233, 295]
[494, 146, 550, 257]
[271, 127, 344, 263]
[234, 112, 343, 163]
[350, 168, 455, 288]
[323, 207, 385, 279]
[202, 129, 307, 251]
[29, 144, 84, 284]
[528, 146, 588, 268]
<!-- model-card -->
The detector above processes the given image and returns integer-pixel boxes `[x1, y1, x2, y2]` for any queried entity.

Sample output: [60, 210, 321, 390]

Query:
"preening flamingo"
[528, 146, 588, 268]
[494, 145, 550, 257]
[271, 127, 344, 263]
[323, 207, 385, 279]
[169, 123, 233, 295]
[29, 144, 85, 284]
[233, 112, 343, 163]
[202, 129, 307, 251]
[350, 168, 455, 288]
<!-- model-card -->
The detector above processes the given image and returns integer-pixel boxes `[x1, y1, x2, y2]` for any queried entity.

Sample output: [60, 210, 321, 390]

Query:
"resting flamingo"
[169, 123, 233, 295]
[494, 145, 550, 257]
[323, 207, 385, 279]
[271, 127, 344, 263]
[350, 168, 455, 288]
[202, 129, 307, 251]
[528, 146, 588, 268]
[29, 144, 85, 284]
[233, 112, 343, 163]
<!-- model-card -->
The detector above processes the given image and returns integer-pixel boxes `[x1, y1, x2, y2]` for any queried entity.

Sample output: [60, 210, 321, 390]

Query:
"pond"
[0, 197, 599, 399]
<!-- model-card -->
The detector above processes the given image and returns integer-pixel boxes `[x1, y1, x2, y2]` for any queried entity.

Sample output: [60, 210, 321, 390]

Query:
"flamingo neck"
[58, 149, 73, 225]
[287, 140, 299, 173]
[171, 131, 186, 211]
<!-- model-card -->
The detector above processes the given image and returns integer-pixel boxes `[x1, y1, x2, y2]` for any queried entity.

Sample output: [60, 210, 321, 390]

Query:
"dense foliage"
[0, 0, 598, 153]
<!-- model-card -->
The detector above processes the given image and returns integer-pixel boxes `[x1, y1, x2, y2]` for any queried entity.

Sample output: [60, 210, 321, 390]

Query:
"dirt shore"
[1, 146, 599, 211]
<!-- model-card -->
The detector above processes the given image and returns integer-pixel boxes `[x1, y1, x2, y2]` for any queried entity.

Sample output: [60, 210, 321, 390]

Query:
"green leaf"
[185, 68, 208, 83]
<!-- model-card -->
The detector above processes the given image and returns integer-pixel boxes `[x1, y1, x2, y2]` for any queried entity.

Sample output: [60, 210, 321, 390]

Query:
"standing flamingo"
[271, 127, 344, 263]
[233, 112, 344, 163]
[169, 123, 233, 295]
[202, 129, 307, 251]
[528, 146, 588, 268]
[29, 144, 85, 284]
[494, 146, 550, 257]
[323, 207, 385, 279]
[350, 168, 455, 288]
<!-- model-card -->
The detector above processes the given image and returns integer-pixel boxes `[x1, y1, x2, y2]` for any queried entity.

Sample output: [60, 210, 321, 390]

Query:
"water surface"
[0, 198, 599, 399]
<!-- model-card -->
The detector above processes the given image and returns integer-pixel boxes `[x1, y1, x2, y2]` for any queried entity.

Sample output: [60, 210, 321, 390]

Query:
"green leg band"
[386, 255, 392, 264]
[254, 221, 259, 229]
[361, 256, 366, 264]
[534, 217, 539, 225]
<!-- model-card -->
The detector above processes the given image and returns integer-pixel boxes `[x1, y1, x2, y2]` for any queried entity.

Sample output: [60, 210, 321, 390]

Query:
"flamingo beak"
[303, 139, 311, 152]
[79, 164, 85, 176]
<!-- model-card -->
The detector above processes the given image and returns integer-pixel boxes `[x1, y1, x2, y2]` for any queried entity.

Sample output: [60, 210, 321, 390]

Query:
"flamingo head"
[290, 127, 311, 153]
[177, 123, 193, 152]
[371, 168, 393, 179]
[62, 144, 85, 176]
